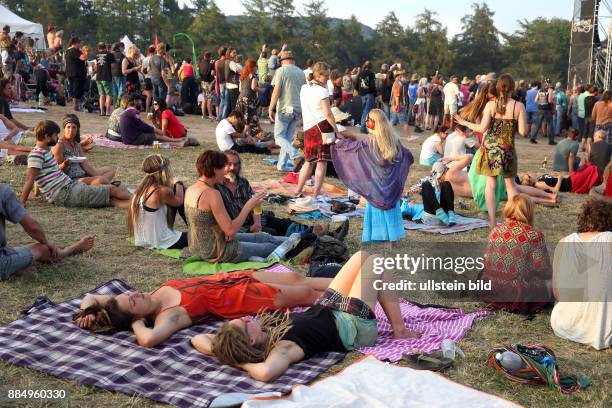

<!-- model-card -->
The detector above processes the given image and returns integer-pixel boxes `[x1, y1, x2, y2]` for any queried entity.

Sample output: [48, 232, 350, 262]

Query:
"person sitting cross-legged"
[52, 114, 116, 185]
[0, 183, 94, 280]
[20, 120, 132, 208]
[192, 251, 421, 382]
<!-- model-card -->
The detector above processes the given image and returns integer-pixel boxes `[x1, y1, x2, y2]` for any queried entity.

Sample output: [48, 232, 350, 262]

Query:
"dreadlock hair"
[212, 310, 292, 367]
[72, 297, 134, 334]
[495, 73, 515, 115]
[128, 154, 175, 237]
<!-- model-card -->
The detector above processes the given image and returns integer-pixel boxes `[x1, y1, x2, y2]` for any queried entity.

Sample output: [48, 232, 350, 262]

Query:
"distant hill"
[225, 15, 375, 38]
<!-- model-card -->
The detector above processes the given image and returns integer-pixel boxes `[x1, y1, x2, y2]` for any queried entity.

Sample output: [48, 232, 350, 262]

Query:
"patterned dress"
[480, 220, 552, 313]
[477, 103, 518, 177]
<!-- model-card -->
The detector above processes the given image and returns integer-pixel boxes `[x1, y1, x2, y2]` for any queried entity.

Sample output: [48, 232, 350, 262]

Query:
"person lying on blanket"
[516, 163, 603, 195]
[73, 270, 331, 348]
[192, 251, 421, 382]
[128, 154, 188, 250]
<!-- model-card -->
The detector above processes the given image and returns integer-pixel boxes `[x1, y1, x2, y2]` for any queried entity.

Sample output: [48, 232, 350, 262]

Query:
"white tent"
[120, 35, 134, 50]
[0, 5, 46, 48]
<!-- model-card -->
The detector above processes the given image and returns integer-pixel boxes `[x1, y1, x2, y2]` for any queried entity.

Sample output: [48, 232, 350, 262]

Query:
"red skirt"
[303, 120, 332, 162]
[570, 162, 602, 194]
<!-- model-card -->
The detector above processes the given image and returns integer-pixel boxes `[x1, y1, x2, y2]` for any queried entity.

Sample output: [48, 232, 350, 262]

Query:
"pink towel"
[263, 263, 294, 273]
[359, 301, 490, 362]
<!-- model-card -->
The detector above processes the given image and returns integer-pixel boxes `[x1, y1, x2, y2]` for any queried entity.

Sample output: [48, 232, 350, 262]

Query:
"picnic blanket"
[0, 280, 345, 408]
[252, 179, 346, 199]
[244, 356, 521, 408]
[359, 301, 489, 362]
[11, 107, 46, 113]
[183, 257, 293, 276]
[87, 134, 174, 149]
[403, 214, 490, 234]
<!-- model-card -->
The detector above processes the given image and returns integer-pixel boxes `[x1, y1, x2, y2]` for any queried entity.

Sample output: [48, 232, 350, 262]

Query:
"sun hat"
[279, 50, 295, 62]
[411, 73, 419, 81]
[461, 76, 470, 85]
[289, 196, 319, 213]
[331, 106, 351, 123]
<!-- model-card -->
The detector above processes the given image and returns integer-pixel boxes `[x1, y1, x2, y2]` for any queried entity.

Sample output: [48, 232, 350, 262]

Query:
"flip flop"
[403, 353, 454, 371]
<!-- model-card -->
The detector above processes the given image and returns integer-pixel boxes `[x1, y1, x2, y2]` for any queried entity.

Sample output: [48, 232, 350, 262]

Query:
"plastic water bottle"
[441, 339, 465, 360]
[38, 92, 44, 107]
[266, 233, 301, 262]
[496, 351, 524, 371]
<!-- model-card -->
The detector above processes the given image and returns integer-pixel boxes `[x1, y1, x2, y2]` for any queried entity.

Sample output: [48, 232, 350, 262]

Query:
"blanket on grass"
[360, 301, 490, 362]
[251, 179, 346, 199]
[262, 157, 294, 171]
[87, 134, 175, 149]
[11, 107, 46, 113]
[244, 356, 521, 408]
[403, 214, 490, 234]
[0, 280, 345, 408]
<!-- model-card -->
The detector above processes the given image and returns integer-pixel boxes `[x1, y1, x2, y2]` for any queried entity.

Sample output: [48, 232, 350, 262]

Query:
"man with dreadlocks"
[192, 251, 421, 382]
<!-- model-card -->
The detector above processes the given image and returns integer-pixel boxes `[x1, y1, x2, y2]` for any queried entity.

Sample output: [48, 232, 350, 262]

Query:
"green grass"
[0, 106, 609, 407]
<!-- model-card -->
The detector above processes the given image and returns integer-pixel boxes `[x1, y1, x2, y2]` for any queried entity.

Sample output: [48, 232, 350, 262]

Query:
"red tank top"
[156, 270, 279, 320]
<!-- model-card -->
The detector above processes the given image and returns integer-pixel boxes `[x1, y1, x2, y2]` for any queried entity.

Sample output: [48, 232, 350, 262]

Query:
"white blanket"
[244, 356, 521, 408]
[404, 214, 489, 234]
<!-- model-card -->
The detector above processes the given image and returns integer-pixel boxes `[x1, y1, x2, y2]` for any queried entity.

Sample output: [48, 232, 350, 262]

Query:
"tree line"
[2, 0, 571, 82]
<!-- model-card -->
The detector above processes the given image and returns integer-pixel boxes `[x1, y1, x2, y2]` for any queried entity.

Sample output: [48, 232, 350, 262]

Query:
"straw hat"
[411, 73, 419, 81]
[279, 50, 295, 62]
[461, 76, 470, 85]
[289, 196, 319, 213]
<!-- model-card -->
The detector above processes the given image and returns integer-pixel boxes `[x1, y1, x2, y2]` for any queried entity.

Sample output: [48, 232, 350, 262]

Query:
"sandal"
[110, 180, 122, 187]
[403, 353, 454, 371]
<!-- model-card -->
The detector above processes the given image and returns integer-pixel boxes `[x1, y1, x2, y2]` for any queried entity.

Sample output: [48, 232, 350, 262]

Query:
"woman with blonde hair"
[128, 154, 187, 250]
[455, 73, 526, 227]
[192, 251, 420, 382]
[295, 61, 339, 197]
[332, 108, 413, 243]
[480, 194, 553, 313]
[122, 45, 142, 93]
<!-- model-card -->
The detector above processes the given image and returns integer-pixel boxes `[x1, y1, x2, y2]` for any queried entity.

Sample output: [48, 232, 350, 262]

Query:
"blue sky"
[180, 0, 573, 37]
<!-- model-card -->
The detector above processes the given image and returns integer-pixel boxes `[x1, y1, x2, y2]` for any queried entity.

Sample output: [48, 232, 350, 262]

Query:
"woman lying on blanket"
[516, 162, 602, 195]
[52, 115, 115, 186]
[192, 251, 421, 382]
[73, 271, 332, 348]
[128, 154, 188, 250]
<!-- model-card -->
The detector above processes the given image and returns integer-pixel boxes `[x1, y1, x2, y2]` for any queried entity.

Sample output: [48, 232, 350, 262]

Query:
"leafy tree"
[412, 9, 451, 77]
[300, 0, 332, 64]
[268, 0, 295, 45]
[188, 0, 230, 57]
[450, 2, 502, 76]
[372, 12, 408, 68]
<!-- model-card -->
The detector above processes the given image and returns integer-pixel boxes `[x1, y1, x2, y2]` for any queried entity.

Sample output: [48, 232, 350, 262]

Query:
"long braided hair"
[128, 154, 175, 237]
[212, 310, 292, 367]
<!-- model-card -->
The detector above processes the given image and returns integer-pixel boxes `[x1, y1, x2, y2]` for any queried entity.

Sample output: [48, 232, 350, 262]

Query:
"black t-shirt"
[589, 140, 612, 174]
[112, 51, 125, 77]
[538, 174, 571, 192]
[357, 71, 376, 96]
[198, 59, 214, 82]
[584, 96, 598, 119]
[64, 47, 86, 78]
[0, 98, 13, 120]
[282, 305, 346, 359]
[95, 52, 116, 82]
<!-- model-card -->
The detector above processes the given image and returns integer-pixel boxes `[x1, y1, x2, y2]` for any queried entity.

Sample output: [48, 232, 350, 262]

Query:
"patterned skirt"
[303, 122, 332, 162]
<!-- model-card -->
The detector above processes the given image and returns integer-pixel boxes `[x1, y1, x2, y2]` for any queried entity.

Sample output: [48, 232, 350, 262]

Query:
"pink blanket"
[360, 301, 489, 362]
[87, 134, 176, 150]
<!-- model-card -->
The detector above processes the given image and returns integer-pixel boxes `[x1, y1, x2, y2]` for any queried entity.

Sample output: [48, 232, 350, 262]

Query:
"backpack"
[536, 90, 551, 110]
[311, 235, 349, 264]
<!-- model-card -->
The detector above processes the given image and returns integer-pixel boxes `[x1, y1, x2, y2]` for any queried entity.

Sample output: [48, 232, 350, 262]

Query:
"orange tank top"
[156, 270, 280, 320]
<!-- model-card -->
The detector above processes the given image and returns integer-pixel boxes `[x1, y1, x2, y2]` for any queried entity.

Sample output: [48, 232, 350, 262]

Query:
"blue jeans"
[220, 83, 230, 119]
[571, 111, 578, 130]
[360, 93, 375, 132]
[111, 76, 125, 100]
[274, 110, 301, 170]
[235, 232, 288, 261]
[554, 105, 566, 135]
[531, 110, 554, 143]
[390, 107, 408, 126]
[152, 80, 167, 102]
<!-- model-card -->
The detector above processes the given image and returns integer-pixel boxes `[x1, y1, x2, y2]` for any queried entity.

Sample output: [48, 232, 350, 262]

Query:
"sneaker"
[435, 208, 449, 225]
[447, 211, 457, 226]
[529, 140, 538, 144]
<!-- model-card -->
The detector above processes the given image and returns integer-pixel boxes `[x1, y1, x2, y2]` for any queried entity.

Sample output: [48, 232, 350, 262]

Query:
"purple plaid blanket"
[0, 280, 344, 407]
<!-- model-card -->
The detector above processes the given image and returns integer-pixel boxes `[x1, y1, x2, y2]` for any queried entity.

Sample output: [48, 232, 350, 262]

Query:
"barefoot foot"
[393, 327, 421, 339]
[65, 235, 95, 256]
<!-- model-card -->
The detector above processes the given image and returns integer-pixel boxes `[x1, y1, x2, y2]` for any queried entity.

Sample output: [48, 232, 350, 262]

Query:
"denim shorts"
[0, 246, 33, 280]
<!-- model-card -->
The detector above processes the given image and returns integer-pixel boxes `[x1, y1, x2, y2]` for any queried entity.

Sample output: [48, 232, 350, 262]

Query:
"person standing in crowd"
[257, 44, 269, 82]
[583, 86, 599, 148]
[568, 86, 581, 132]
[407, 74, 419, 124]
[149, 43, 170, 104]
[267, 44, 286, 80]
[198, 52, 215, 120]
[577, 84, 591, 147]
[224, 48, 241, 117]
[341, 68, 354, 101]
[303, 58, 314, 80]
[46, 24, 56, 51]
[443, 75, 461, 127]
[553, 82, 568, 137]
[592, 89, 611, 144]
[64, 37, 87, 112]
[513, 79, 527, 105]
[295, 62, 338, 198]
[215, 47, 227, 121]
[455, 74, 526, 227]
[413, 77, 428, 133]
[94, 42, 115, 116]
[390, 70, 409, 136]
[268, 50, 305, 172]
[530, 80, 555, 145]
[141, 45, 155, 114]
[111, 42, 126, 108]
[459, 76, 471, 110]
[525, 81, 539, 137]
[178, 57, 198, 109]
[122, 45, 142, 94]
[427, 75, 444, 131]
[355, 60, 376, 134]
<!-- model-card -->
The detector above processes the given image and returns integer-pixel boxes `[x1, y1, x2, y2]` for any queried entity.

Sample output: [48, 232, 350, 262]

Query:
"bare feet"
[393, 327, 421, 339]
[64, 235, 95, 256]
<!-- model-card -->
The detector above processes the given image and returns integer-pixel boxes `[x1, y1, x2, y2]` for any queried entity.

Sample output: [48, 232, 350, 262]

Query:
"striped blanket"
[0, 280, 344, 407]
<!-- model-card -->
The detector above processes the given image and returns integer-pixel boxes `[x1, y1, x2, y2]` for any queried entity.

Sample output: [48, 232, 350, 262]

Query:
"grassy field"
[0, 106, 609, 407]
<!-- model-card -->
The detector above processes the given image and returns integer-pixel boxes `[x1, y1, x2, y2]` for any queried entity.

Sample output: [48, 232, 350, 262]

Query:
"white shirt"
[444, 132, 477, 163]
[303, 67, 313, 78]
[443, 82, 460, 105]
[226, 61, 242, 89]
[419, 134, 442, 163]
[216, 119, 236, 151]
[300, 83, 329, 130]
[135, 203, 182, 249]
[326, 79, 334, 96]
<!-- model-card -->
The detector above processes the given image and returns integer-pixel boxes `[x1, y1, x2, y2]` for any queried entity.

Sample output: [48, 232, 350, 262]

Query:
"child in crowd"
[419, 123, 449, 166]
[20, 120, 131, 208]
[128, 154, 188, 250]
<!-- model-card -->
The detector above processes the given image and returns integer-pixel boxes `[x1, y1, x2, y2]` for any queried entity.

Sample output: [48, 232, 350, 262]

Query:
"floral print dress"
[477, 103, 518, 178]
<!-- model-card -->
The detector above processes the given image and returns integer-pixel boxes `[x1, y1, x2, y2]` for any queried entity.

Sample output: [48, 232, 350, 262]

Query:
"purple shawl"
[331, 138, 413, 210]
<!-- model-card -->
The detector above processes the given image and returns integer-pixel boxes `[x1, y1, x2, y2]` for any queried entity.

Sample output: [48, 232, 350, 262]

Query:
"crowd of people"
[0, 26, 611, 386]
